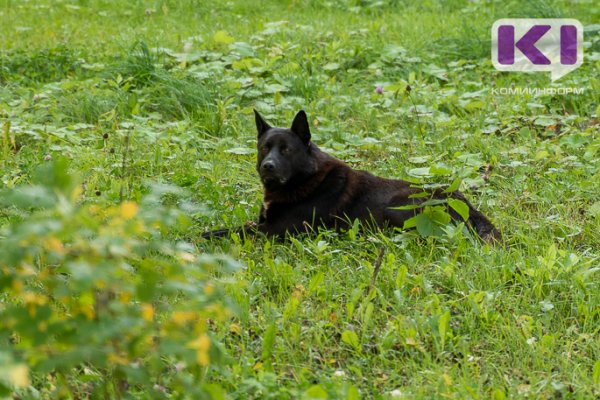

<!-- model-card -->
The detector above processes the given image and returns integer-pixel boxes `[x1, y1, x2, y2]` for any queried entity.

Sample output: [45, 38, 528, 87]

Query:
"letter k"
[516, 25, 551, 65]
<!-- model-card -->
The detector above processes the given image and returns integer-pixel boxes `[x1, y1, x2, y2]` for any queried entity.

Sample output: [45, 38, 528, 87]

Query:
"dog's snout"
[261, 160, 275, 171]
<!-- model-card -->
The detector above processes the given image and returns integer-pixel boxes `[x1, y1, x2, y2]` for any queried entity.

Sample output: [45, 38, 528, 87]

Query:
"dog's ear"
[254, 109, 271, 137]
[291, 110, 311, 144]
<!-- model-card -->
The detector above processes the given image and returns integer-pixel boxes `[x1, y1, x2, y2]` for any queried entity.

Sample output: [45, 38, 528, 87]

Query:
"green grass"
[1, 0, 599, 398]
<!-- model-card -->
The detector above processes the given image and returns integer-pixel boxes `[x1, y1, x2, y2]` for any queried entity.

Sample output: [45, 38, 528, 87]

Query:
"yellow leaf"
[442, 373, 453, 385]
[70, 185, 83, 201]
[204, 283, 215, 296]
[120, 201, 138, 219]
[108, 353, 128, 365]
[43, 237, 64, 253]
[81, 304, 95, 320]
[195, 334, 211, 351]
[11, 279, 23, 293]
[172, 311, 197, 325]
[9, 364, 30, 388]
[197, 351, 209, 366]
[213, 30, 234, 44]
[229, 323, 241, 335]
[292, 284, 305, 299]
[22, 292, 47, 305]
[141, 303, 154, 322]
[188, 334, 211, 366]
[534, 150, 549, 161]
[253, 361, 263, 370]
[120, 292, 132, 303]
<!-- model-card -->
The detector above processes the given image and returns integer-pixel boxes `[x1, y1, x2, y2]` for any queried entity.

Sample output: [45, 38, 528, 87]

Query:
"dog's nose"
[262, 160, 275, 171]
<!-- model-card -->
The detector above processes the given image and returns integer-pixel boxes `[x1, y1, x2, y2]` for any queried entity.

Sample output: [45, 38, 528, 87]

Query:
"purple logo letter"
[498, 25, 551, 65]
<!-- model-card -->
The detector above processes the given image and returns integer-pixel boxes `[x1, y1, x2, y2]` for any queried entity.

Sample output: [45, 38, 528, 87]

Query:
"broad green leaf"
[308, 271, 325, 293]
[407, 167, 431, 177]
[213, 30, 234, 44]
[534, 116, 557, 127]
[589, 202, 600, 218]
[438, 311, 450, 350]
[341, 330, 361, 352]
[430, 164, 452, 176]
[420, 199, 447, 207]
[261, 323, 276, 370]
[409, 191, 431, 199]
[593, 358, 600, 385]
[403, 216, 417, 229]
[323, 62, 340, 71]
[534, 150, 549, 161]
[263, 83, 289, 93]
[303, 384, 328, 399]
[415, 213, 433, 236]
[385, 82, 408, 93]
[363, 302, 374, 327]
[428, 206, 452, 225]
[229, 41, 254, 57]
[224, 147, 254, 155]
[407, 156, 430, 164]
[448, 198, 470, 221]
[346, 384, 360, 400]
[443, 178, 462, 193]
[492, 388, 506, 400]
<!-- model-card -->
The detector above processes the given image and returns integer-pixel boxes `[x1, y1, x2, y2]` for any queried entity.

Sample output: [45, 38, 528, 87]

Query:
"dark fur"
[202, 110, 500, 241]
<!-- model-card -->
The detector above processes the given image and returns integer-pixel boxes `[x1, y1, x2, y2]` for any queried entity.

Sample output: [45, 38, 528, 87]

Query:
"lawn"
[0, 0, 599, 398]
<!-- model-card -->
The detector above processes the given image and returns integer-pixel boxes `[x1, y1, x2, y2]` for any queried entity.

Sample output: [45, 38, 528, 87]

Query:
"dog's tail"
[449, 192, 502, 243]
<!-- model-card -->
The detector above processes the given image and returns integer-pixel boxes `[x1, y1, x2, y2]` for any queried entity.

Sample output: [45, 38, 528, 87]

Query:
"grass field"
[1, 0, 599, 398]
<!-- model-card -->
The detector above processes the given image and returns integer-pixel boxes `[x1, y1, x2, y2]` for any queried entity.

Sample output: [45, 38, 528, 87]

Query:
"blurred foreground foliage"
[0, 159, 240, 399]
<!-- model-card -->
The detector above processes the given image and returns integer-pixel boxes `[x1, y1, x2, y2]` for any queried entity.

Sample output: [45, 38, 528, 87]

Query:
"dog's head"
[254, 110, 317, 190]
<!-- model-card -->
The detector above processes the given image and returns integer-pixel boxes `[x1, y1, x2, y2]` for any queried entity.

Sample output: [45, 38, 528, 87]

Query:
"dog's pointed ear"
[254, 109, 271, 137]
[291, 110, 310, 144]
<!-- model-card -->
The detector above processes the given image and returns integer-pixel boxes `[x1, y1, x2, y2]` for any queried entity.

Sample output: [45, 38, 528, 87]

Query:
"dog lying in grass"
[202, 110, 500, 241]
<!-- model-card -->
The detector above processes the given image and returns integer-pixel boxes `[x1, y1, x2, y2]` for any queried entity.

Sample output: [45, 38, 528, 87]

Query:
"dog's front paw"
[246, 221, 258, 228]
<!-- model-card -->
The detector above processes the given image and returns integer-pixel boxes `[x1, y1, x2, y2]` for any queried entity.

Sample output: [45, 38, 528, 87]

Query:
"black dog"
[202, 110, 500, 241]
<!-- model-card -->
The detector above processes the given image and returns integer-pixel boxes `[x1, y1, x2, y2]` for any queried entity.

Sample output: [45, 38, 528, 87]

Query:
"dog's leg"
[200, 222, 258, 239]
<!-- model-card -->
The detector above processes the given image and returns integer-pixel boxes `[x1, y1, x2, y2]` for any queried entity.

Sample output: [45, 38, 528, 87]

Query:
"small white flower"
[526, 337, 537, 346]
[174, 362, 186, 372]
[333, 370, 346, 378]
[467, 354, 480, 362]
[153, 384, 166, 392]
[390, 389, 402, 398]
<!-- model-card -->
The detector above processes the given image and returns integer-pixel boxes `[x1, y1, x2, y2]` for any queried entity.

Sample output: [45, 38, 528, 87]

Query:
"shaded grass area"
[1, 0, 599, 398]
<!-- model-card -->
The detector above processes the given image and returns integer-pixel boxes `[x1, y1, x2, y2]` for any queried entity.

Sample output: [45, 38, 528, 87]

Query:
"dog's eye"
[280, 145, 289, 154]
